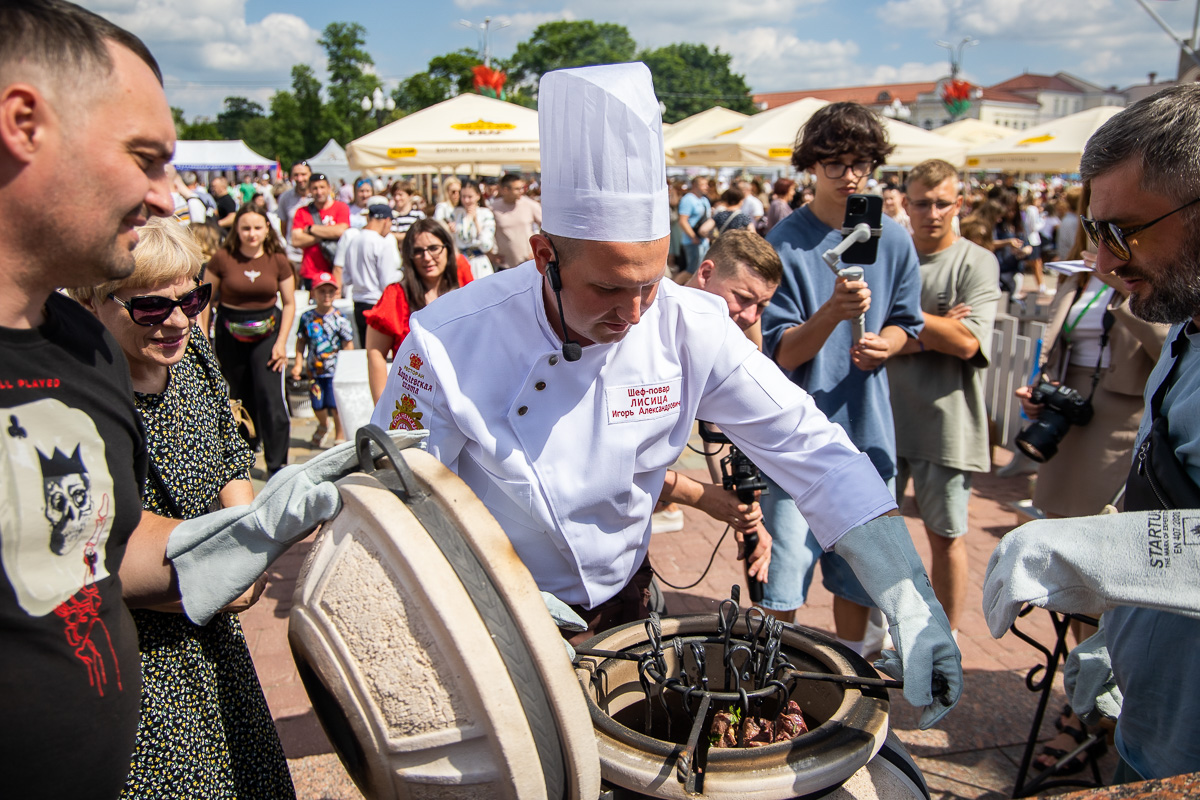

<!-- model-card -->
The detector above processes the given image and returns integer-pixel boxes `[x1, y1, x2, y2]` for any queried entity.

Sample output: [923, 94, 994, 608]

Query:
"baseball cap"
[312, 272, 338, 290]
[363, 195, 394, 218]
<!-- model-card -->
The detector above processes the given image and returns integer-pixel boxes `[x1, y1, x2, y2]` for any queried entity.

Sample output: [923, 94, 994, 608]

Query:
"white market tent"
[933, 118, 1012, 147]
[663, 106, 749, 165]
[964, 106, 1124, 173]
[670, 97, 968, 168]
[304, 138, 357, 188]
[346, 94, 541, 171]
[172, 140, 275, 172]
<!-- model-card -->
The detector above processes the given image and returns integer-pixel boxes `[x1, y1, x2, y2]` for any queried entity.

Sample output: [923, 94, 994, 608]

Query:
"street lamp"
[936, 37, 979, 80]
[881, 97, 911, 121]
[459, 16, 510, 68]
[361, 86, 395, 128]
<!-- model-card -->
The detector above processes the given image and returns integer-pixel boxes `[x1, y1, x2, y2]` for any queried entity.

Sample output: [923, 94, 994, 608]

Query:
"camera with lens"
[697, 422, 768, 504]
[697, 422, 767, 602]
[1015, 379, 1094, 463]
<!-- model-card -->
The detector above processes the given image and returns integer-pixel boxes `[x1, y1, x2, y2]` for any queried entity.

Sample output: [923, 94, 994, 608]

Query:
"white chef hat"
[538, 62, 669, 243]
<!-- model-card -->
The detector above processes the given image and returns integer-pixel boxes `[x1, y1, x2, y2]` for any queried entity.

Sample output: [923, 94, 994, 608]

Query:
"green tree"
[267, 65, 336, 166]
[319, 22, 379, 139]
[216, 96, 266, 140]
[507, 21, 637, 96]
[170, 106, 187, 136]
[392, 49, 484, 114]
[638, 43, 755, 123]
[178, 118, 221, 140]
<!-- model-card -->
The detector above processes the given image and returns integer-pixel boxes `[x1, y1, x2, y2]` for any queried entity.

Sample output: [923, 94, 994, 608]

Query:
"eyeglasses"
[907, 199, 958, 213]
[1081, 196, 1200, 261]
[108, 283, 212, 326]
[410, 243, 446, 259]
[819, 159, 876, 180]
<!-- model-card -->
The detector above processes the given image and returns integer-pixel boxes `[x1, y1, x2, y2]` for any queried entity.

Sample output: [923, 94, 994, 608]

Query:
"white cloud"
[455, 0, 500, 8]
[78, 0, 324, 117]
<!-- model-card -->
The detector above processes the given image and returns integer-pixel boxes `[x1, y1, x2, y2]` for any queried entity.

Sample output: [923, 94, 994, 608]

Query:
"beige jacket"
[1039, 273, 1169, 397]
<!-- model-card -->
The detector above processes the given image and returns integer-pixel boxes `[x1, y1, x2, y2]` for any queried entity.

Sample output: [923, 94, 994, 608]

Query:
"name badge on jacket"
[605, 380, 682, 424]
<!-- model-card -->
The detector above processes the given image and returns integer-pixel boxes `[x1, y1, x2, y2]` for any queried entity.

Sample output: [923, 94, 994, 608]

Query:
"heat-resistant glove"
[541, 591, 587, 660]
[1063, 622, 1123, 726]
[833, 514, 962, 729]
[983, 510, 1200, 639]
[168, 430, 427, 624]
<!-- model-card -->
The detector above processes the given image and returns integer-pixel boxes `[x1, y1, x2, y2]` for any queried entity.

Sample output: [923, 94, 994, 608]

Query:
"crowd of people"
[4, 2, 1200, 798]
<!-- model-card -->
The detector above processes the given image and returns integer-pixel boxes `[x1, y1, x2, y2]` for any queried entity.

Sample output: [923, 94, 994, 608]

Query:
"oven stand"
[1009, 604, 1107, 798]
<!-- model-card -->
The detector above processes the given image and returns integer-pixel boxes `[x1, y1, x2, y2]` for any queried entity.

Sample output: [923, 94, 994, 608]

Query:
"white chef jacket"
[369, 262, 895, 608]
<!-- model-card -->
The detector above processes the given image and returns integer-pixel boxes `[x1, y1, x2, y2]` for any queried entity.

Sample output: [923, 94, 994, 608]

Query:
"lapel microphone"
[545, 240, 582, 362]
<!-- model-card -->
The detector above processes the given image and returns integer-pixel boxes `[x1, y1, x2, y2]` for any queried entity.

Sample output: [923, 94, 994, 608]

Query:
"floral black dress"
[121, 330, 295, 800]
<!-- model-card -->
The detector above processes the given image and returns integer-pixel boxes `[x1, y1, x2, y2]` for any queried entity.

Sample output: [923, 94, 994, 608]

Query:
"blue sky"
[83, 0, 1199, 120]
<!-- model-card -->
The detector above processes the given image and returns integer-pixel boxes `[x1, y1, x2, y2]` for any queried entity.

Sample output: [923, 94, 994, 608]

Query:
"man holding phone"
[760, 102, 924, 655]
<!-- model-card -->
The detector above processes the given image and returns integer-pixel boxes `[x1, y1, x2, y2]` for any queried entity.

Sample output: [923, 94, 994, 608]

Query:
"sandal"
[1034, 716, 1106, 776]
[310, 425, 328, 448]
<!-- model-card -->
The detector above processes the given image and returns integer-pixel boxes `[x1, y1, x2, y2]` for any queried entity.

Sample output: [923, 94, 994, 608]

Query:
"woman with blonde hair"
[69, 217, 293, 799]
[434, 177, 461, 232]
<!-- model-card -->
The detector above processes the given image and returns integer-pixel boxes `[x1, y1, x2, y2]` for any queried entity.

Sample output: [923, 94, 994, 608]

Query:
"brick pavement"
[243, 417, 1110, 799]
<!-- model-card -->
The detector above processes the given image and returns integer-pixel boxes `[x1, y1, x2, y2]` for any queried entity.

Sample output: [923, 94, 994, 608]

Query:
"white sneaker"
[651, 508, 684, 534]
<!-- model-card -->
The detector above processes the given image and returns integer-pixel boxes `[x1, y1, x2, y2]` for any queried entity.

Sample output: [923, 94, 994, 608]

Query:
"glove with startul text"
[982, 510, 1200, 639]
[168, 429, 427, 625]
[833, 514, 962, 729]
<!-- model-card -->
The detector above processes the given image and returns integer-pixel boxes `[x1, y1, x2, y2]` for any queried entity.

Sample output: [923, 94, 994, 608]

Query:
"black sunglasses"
[109, 283, 212, 326]
[1081, 196, 1200, 261]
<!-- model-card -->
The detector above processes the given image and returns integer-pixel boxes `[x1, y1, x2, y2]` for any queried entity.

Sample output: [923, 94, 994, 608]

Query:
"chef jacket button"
[518, 406, 528, 416]
[549, 355, 559, 366]
[535, 381, 546, 391]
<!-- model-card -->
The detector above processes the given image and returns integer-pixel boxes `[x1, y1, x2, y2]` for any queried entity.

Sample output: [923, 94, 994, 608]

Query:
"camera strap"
[1084, 308, 1117, 404]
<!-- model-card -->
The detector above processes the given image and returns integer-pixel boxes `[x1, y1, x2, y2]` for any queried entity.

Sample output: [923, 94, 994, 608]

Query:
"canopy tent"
[172, 140, 275, 173]
[346, 94, 541, 171]
[663, 106, 749, 165]
[964, 106, 1124, 173]
[932, 118, 1012, 147]
[670, 97, 968, 168]
[304, 138, 358, 188]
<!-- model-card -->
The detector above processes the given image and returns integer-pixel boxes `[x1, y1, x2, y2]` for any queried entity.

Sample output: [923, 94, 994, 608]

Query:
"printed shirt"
[297, 308, 354, 378]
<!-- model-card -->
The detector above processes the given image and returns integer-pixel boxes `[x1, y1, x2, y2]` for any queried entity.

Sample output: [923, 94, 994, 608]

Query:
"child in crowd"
[292, 272, 355, 447]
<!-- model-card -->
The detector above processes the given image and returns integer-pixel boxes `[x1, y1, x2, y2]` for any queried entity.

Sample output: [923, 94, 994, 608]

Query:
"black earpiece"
[545, 243, 582, 362]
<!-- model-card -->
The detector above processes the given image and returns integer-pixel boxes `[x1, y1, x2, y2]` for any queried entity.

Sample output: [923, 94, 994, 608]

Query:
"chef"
[370, 62, 961, 728]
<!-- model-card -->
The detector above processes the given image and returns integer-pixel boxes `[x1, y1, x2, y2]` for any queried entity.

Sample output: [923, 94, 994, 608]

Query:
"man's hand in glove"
[983, 510, 1200, 638]
[833, 513, 962, 729]
[168, 429, 427, 625]
[1064, 622, 1123, 726]
[542, 591, 587, 660]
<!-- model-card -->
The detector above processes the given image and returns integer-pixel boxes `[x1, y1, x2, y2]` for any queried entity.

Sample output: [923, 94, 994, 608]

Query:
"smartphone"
[840, 193, 883, 265]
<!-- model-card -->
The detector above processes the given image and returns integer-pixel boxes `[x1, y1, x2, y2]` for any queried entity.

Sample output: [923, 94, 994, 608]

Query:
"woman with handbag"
[70, 217, 293, 799]
[202, 205, 296, 477]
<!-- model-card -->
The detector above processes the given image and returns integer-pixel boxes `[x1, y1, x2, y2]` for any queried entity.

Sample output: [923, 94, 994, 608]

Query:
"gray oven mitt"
[983, 511, 1200, 639]
[833, 514, 962, 729]
[542, 591, 588, 661]
[1063, 621, 1123, 726]
[168, 429, 427, 625]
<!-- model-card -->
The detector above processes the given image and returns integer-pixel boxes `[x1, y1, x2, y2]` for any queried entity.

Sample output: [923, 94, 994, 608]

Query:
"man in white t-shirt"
[738, 179, 764, 222]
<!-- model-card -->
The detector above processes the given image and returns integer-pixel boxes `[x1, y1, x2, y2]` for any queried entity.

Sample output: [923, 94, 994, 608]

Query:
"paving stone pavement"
[241, 415, 1112, 800]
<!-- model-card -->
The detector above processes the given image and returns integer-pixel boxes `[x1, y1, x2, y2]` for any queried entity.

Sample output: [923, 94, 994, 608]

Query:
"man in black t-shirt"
[0, 4, 215, 796]
[211, 175, 238, 229]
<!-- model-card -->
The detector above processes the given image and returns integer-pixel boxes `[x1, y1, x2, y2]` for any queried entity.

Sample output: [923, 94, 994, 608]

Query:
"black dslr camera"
[697, 422, 767, 602]
[1015, 379, 1094, 463]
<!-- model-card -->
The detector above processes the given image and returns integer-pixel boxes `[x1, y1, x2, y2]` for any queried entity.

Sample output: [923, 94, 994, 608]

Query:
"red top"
[293, 201, 351, 280]
[364, 255, 475, 355]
